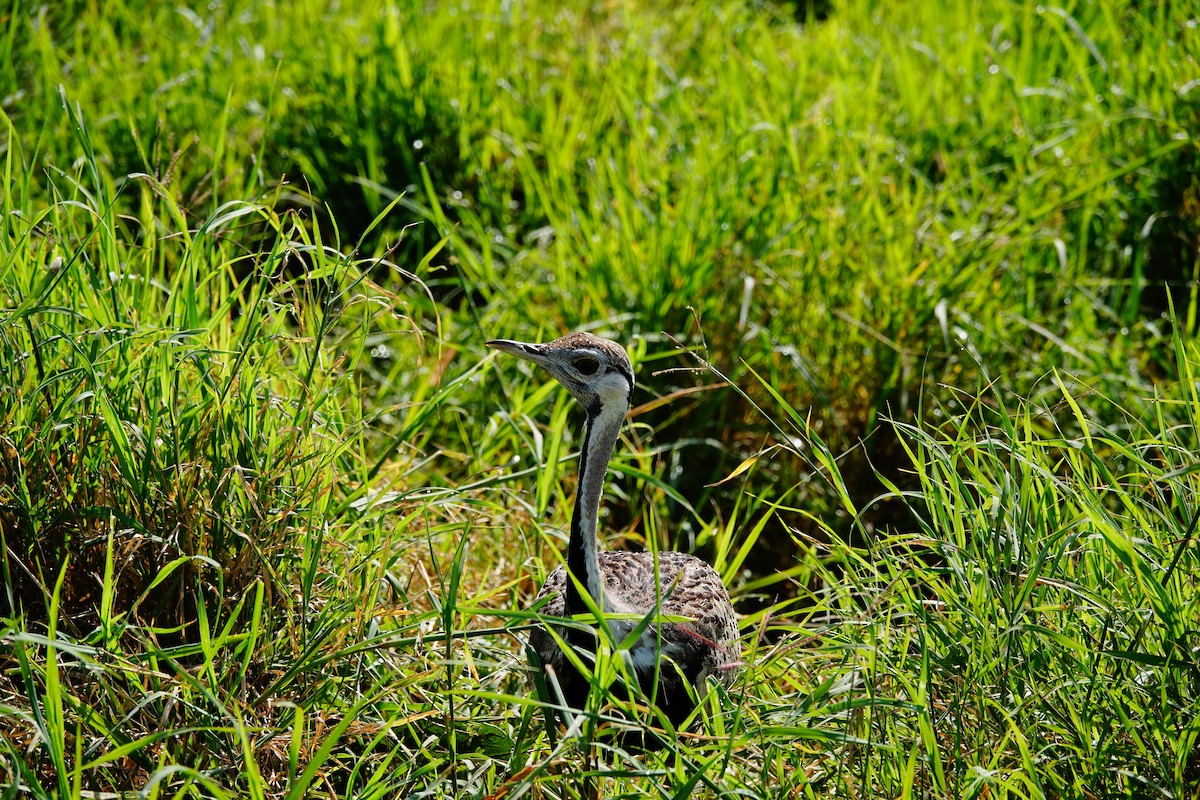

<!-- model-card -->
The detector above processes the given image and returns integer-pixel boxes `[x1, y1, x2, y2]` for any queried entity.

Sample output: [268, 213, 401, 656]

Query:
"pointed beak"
[486, 338, 548, 365]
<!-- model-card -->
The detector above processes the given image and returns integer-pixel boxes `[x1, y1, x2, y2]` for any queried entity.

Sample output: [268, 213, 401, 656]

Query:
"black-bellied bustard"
[488, 332, 739, 731]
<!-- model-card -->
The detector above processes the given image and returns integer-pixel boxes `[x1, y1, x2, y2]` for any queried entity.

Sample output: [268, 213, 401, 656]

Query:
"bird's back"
[528, 550, 738, 721]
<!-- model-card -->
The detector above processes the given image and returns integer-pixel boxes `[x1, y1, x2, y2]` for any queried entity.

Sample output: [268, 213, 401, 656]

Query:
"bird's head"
[487, 331, 635, 418]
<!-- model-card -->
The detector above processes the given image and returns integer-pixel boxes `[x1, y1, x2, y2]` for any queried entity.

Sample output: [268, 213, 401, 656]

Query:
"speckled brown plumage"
[529, 551, 739, 724]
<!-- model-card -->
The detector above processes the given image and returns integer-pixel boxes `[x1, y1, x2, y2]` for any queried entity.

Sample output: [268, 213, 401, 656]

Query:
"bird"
[487, 331, 739, 733]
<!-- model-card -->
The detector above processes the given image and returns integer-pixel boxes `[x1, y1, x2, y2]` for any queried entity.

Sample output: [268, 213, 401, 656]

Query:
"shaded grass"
[1, 0, 1199, 796]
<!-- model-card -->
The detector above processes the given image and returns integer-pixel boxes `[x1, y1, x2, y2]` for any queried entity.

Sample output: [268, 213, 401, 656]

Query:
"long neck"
[564, 398, 626, 616]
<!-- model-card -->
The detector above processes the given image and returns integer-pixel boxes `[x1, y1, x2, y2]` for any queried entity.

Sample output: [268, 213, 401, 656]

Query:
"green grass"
[2, 0, 1199, 796]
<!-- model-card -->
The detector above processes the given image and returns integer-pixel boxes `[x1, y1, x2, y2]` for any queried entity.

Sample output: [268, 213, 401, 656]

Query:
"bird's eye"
[574, 357, 600, 375]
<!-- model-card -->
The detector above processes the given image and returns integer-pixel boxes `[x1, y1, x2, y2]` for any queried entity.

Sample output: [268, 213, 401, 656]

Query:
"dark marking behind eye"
[606, 364, 634, 386]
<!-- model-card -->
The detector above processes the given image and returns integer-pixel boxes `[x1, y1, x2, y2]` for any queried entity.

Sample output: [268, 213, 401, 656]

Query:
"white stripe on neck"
[573, 372, 630, 611]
